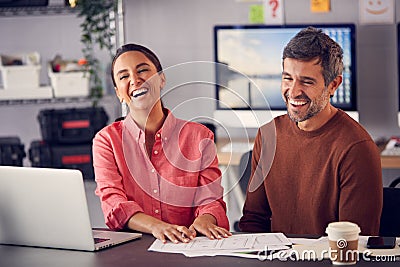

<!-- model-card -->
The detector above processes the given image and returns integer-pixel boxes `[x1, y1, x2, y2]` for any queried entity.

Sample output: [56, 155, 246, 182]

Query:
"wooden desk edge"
[381, 155, 400, 169]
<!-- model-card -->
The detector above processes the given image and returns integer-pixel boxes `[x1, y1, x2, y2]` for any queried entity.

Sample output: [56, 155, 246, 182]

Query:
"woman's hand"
[127, 212, 195, 243]
[151, 222, 196, 244]
[189, 214, 232, 240]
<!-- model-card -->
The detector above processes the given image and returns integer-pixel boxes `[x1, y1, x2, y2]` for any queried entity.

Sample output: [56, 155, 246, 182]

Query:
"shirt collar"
[122, 108, 177, 143]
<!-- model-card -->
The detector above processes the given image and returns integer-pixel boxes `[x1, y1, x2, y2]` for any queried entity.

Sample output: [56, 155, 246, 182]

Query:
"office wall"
[124, 0, 400, 140]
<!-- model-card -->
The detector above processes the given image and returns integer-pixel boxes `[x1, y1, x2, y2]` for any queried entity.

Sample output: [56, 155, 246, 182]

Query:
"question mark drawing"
[269, 0, 279, 17]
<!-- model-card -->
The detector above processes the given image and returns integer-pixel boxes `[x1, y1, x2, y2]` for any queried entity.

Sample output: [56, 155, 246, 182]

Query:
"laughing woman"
[92, 44, 231, 243]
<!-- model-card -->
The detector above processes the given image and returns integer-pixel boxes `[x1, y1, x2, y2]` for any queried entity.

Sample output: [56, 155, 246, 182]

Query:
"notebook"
[0, 166, 141, 251]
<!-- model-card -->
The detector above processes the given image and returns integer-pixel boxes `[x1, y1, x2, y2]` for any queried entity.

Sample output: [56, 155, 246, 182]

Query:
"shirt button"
[156, 133, 161, 138]
[151, 168, 155, 173]
[153, 189, 158, 194]
[164, 137, 168, 141]
[155, 209, 159, 214]
[154, 150, 159, 155]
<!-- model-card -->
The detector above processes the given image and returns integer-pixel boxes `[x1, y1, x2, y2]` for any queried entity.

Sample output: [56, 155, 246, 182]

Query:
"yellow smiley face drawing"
[366, 0, 389, 15]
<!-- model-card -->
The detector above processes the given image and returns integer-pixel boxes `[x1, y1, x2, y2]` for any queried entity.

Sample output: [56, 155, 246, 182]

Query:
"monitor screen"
[397, 23, 400, 127]
[214, 24, 357, 112]
[398, 22, 400, 113]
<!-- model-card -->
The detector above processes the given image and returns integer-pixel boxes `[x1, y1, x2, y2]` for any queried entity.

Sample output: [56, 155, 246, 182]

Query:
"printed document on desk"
[148, 233, 292, 258]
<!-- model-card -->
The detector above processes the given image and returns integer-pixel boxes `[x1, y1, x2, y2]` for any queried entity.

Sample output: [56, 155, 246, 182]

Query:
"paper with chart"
[148, 232, 292, 258]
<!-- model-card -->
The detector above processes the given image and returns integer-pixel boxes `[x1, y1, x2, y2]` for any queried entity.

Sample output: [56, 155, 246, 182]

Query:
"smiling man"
[239, 27, 383, 236]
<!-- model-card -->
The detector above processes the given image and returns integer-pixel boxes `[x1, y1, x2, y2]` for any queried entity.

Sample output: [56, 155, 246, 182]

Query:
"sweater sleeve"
[338, 140, 383, 235]
[239, 128, 272, 232]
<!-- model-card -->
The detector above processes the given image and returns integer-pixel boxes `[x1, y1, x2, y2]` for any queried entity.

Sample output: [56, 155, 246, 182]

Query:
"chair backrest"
[115, 116, 125, 122]
[379, 187, 400, 237]
[199, 122, 217, 143]
[238, 150, 252, 194]
[389, 177, 400, 188]
[233, 150, 252, 232]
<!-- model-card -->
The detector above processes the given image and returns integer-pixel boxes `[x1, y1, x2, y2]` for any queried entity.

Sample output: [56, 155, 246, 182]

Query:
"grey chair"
[379, 179, 400, 237]
[233, 150, 252, 232]
[238, 150, 252, 195]
[389, 177, 400, 188]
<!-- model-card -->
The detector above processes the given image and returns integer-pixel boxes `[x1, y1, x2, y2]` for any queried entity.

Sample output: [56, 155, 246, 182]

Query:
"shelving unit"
[0, 96, 91, 106]
[0, 4, 85, 105]
[0, 5, 78, 17]
[0, 2, 124, 169]
[0, 1, 124, 108]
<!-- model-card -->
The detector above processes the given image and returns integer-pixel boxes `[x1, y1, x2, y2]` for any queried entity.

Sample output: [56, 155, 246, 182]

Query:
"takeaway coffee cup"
[325, 221, 361, 265]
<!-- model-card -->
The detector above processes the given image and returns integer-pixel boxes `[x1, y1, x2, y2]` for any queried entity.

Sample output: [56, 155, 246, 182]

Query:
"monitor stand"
[213, 109, 286, 129]
[345, 111, 359, 122]
[213, 110, 359, 129]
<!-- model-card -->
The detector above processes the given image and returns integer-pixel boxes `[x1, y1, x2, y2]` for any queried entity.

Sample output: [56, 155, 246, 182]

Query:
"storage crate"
[37, 106, 109, 144]
[48, 66, 90, 98]
[0, 65, 41, 89]
[29, 140, 94, 179]
[0, 136, 26, 166]
[0, 52, 41, 89]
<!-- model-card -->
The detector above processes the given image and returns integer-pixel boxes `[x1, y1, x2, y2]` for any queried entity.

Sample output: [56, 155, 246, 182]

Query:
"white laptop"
[0, 166, 141, 251]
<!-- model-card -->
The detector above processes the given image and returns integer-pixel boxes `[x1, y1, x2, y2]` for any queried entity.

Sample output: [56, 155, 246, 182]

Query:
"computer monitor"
[213, 24, 358, 128]
[397, 23, 400, 127]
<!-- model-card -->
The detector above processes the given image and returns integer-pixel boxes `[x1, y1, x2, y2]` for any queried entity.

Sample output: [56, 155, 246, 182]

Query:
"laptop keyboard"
[94, 237, 110, 244]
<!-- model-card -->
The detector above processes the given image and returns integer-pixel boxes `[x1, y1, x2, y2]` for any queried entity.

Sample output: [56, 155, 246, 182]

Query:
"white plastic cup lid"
[326, 221, 361, 241]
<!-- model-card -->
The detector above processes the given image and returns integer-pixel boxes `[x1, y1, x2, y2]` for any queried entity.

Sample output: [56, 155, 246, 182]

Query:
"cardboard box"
[48, 66, 90, 98]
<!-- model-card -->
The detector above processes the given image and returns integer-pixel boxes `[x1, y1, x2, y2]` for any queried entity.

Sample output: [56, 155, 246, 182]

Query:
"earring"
[121, 99, 128, 117]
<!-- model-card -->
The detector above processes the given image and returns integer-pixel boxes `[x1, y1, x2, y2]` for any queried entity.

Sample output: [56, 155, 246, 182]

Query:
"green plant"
[75, 0, 117, 107]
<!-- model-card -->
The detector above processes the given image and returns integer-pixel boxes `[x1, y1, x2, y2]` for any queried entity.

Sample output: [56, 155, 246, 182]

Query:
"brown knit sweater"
[239, 110, 383, 235]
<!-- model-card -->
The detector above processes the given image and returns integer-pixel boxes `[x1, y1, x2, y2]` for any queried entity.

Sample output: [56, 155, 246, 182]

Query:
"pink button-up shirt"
[92, 110, 229, 231]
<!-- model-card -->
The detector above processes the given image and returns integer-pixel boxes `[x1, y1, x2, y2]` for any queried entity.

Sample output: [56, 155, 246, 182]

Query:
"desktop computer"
[213, 23, 359, 130]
